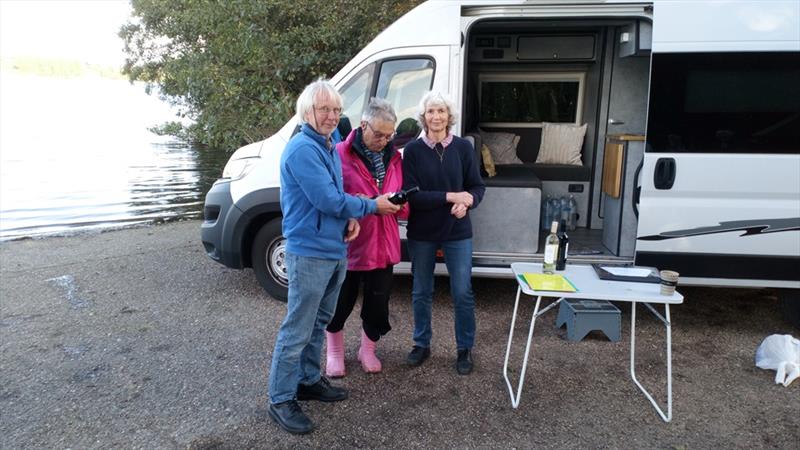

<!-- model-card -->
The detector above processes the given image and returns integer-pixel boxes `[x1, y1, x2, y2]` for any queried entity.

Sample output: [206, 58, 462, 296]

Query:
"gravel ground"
[1, 220, 797, 449]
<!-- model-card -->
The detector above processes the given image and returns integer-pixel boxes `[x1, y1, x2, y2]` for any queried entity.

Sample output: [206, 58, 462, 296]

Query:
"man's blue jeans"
[407, 238, 475, 350]
[268, 253, 347, 404]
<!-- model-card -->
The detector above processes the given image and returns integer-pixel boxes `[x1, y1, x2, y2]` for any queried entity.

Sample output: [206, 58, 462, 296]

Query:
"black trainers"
[268, 400, 314, 434]
[406, 345, 431, 366]
[456, 348, 473, 375]
[296, 376, 348, 402]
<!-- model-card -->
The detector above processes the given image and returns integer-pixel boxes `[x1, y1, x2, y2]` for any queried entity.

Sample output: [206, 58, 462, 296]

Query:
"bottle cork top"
[550, 221, 559, 233]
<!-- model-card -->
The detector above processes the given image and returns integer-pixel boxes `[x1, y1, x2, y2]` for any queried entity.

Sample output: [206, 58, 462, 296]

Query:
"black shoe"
[268, 400, 314, 434]
[296, 376, 348, 402]
[406, 345, 430, 366]
[456, 348, 473, 375]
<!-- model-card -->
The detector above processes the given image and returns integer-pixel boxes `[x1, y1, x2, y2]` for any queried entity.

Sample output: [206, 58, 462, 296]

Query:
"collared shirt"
[421, 132, 454, 149]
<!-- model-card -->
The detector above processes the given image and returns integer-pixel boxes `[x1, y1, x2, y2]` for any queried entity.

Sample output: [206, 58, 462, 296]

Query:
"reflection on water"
[0, 71, 230, 240]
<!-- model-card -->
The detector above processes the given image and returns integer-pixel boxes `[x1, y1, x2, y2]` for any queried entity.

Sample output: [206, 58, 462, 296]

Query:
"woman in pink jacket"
[325, 98, 407, 376]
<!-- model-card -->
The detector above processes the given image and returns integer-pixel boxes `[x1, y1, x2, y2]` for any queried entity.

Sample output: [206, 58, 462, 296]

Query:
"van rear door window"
[646, 52, 800, 154]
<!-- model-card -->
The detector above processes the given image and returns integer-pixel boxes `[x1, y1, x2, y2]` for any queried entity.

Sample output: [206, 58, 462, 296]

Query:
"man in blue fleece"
[268, 79, 400, 435]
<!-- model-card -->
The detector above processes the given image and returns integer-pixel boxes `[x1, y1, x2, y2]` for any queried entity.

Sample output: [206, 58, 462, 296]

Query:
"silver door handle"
[608, 118, 625, 125]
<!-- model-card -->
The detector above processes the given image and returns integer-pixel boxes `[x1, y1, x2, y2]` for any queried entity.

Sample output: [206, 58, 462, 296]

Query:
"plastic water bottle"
[560, 196, 570, 224]
[542, 195, 552, 230]
[549, 197, 560, 231]
[568, 195, 578, 231]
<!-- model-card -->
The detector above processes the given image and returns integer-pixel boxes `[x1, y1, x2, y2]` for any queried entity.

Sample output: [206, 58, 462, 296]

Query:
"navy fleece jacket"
[402, 135, 485, 242]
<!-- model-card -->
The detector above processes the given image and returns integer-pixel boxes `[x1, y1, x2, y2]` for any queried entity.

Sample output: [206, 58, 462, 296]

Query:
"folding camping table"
[504, 262, 684, 422]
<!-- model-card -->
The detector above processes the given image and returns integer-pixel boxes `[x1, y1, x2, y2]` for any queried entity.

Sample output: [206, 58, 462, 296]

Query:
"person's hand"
[447, 191, 473, 207]
[344, 218, 360, 242]
[375, 194, 402, 215]
[451, 202, 467, 219]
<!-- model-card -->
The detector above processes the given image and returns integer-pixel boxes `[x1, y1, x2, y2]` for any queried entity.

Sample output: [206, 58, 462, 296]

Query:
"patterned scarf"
[353, 128, 388, 189]
[367, 151, 386, 189]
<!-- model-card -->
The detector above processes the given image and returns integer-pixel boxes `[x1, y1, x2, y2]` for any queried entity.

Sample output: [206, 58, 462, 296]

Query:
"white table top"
[511, 262, 684, 305]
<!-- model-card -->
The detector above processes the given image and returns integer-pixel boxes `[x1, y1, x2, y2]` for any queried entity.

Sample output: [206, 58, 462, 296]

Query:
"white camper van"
[201, 0, 800, 323]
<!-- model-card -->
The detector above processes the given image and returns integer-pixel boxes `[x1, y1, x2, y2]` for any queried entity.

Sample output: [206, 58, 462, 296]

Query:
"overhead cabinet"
[518, 35, 596, 61]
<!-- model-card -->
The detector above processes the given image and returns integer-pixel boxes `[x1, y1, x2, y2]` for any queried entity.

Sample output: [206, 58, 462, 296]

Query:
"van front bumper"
[201, 179, 243, 268]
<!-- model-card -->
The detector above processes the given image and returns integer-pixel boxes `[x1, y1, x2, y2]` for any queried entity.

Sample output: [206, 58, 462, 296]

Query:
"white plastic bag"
[755, 334, 800, 387]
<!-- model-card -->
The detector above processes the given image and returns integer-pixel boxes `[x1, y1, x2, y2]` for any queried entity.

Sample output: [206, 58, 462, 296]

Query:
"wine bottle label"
[544, 245, 557, 264]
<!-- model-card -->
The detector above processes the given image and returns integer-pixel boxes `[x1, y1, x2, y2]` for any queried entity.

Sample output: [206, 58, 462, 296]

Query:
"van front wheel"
[252, 218, 289, 302]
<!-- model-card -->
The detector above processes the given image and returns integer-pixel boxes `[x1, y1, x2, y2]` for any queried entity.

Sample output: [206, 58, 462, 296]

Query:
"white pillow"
[535, 122, 587, 165]
[479, 129, 522, 165]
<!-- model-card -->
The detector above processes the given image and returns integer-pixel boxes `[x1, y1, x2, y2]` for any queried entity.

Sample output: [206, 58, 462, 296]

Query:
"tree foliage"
[120, 0, 424, 151]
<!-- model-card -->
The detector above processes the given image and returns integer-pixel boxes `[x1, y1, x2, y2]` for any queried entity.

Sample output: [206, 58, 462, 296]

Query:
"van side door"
[635, 51, 800, 287]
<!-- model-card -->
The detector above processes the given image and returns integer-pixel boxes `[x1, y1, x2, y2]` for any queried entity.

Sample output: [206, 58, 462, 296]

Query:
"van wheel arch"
[251, 217, 289, 302]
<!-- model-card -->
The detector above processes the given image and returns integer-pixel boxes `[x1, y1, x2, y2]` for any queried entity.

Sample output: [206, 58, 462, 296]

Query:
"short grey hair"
[295, 78, 343, 123]
[361, 97, 397, 124]
[415, 91, 458, 133]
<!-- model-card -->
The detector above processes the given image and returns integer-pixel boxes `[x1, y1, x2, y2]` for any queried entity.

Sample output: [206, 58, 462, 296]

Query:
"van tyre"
[252, 218, 289, 302]
[779, 290, 800, 329]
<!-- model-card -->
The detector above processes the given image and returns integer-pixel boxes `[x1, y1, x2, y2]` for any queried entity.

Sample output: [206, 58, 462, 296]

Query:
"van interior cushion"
[535, 122, 587, 165]
[479, 129, 523, 165]
[480, 144, 497, 177]
[484, 165, 542, 188]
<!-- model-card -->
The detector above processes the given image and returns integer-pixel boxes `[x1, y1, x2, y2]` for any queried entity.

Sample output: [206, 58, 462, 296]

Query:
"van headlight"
[222, 157, 259, 180]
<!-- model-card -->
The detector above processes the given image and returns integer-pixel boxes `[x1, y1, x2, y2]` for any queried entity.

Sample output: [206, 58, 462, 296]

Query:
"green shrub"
[120, 0, 423, 151]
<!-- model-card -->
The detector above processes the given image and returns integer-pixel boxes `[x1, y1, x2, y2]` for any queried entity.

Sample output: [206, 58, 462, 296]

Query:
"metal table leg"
[630, 302, 673, 422]
[503, 289, 563, 409]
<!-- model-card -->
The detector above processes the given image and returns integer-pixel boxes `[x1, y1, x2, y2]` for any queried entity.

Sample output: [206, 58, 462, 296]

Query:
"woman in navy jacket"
[401, 91, 485, 375]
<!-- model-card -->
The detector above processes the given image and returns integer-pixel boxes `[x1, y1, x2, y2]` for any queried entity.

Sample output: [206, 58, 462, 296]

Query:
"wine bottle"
[556, 220, 569, 271]
[543, 221, 559, 274]
[388, 186, 419, 205]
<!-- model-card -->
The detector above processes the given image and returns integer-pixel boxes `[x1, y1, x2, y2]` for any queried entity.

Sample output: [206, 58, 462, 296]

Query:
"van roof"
[331, 0, 798, 84]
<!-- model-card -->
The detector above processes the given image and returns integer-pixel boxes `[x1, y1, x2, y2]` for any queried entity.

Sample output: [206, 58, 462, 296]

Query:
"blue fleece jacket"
[280, 123, 377, 259]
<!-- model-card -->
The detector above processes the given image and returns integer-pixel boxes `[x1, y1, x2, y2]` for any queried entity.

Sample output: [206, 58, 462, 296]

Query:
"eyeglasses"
[315, 106, 342, 116]
[366, 121, 396, 141]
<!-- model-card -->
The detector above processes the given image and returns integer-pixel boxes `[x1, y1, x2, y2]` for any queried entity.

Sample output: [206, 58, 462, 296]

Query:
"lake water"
[0, 71, 230, 241]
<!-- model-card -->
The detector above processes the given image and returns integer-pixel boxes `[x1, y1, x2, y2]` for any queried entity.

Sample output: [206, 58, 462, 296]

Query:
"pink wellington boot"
[357, 330, 382, 373]
[325, 330, 346, 378]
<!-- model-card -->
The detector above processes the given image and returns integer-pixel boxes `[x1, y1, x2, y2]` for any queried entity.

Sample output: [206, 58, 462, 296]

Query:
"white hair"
[415, 91, 458, 133]
[362, 97, 397, 124]
[295, 78, 343, 123]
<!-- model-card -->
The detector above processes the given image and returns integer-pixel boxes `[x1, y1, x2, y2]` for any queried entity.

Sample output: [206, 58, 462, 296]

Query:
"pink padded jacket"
[337, 128, 408, 271]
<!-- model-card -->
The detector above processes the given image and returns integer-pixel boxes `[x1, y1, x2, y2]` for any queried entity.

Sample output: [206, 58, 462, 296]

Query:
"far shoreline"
[0, 56, 125, 80]
[0, 217, 201, 244]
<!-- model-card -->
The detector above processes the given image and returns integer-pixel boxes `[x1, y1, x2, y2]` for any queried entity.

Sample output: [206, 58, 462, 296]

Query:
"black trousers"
[326, 266, 393, 341]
